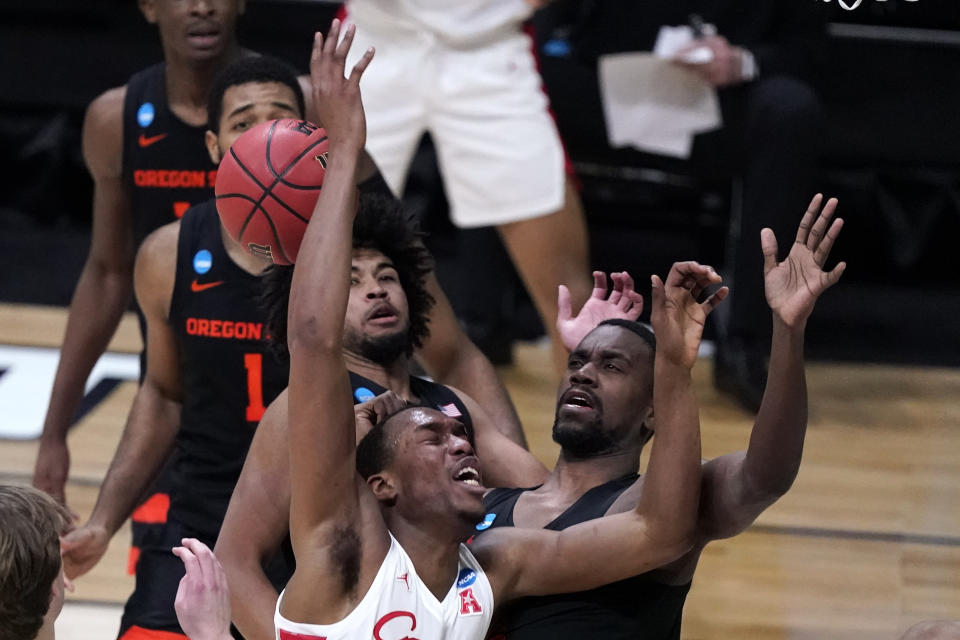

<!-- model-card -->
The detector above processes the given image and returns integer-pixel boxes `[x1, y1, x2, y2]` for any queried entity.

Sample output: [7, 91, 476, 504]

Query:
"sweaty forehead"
[578, 324, 651, 359]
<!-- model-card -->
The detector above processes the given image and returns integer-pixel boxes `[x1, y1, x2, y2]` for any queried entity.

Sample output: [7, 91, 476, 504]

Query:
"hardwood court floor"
[1, 303, 958, 639]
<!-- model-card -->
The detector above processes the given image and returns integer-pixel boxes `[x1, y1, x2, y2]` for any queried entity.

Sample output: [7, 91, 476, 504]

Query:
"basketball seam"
[229, 141, 313, 224]
[265, 120, 329, 191]
[224, 150, 294, 265]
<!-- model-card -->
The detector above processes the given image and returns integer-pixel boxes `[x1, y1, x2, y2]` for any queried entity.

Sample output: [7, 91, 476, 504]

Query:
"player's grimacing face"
[553, 325, 654, 455]
[207, 82, 301, 164]
[142, 0, 245, 62]
[388, 408, 486, 526]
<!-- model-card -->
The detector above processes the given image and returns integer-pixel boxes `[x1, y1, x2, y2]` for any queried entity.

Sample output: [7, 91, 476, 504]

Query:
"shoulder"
[82, 86, 127, 175]
[134, 221, 180, 310]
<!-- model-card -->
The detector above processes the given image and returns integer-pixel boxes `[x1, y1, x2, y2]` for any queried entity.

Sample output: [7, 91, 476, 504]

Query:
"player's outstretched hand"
[310, 19, 374, 155]
[60, 522, 110, 580]
[762, 194, 846, 329]
[557, 271, 644, 352]
[650, 262, 727, 370]
[354, 390, 408, 441]
[173, 538, 233, 640]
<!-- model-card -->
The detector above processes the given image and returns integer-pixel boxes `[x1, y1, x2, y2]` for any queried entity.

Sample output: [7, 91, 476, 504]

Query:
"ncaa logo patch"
[456, 568, 477, 589]
[193, 249, 213, 276]
[137, 102, 155, 128]
[354, 387, 376, 403]
[193, 250, 213, 274]
[475, 513, 496, 531]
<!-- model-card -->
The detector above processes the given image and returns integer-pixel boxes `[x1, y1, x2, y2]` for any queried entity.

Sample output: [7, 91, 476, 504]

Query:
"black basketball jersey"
[122, 63, 217, 246]
[348, 371, 474, 441]
[479, 476, 691, 640]
[165, 200, 288, 539]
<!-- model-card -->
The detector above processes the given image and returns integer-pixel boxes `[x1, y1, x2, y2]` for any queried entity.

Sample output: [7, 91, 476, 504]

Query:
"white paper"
[598, 50, 721, 158]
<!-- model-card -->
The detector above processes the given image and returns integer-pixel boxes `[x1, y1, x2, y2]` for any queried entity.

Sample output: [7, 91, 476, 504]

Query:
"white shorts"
[346, 24, 566, 228]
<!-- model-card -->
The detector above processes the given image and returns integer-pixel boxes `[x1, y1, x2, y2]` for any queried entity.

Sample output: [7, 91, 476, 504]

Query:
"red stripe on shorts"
[127, 545, 141, 575]
[118, 625, 188, 640]
[523, 23, 579, 185]
[131, 493, 170, 524]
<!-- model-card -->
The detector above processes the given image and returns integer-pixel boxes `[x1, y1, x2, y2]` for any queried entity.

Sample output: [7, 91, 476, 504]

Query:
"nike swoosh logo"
[191, 279, 224, 292]
[138, 133, 168, 148]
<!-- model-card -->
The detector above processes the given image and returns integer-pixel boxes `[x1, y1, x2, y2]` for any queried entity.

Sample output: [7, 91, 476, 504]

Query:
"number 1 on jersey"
[244, 353, 266, 422]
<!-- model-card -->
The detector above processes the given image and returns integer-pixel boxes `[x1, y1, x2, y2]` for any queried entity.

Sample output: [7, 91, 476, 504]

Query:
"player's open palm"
[650, 262, 727, 370]
[60, 522, 110, 580]
[310, 19, 374, 154]
[557, 271, 643, 352]
[763, 194, 846, 329]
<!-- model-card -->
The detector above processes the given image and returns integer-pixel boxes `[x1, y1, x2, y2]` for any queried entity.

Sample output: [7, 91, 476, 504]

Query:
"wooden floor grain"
[1, 306, 957, 639]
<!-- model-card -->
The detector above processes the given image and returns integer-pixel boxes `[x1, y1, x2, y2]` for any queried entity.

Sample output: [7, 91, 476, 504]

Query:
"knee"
[748, 75, 823, 137]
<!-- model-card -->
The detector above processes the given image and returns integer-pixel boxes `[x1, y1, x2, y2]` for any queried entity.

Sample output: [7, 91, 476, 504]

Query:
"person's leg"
[430, 30, 592, 374]
[118, 539, 189, 639]
[714, 75, 824, 411]
[497, 179, 592, 373]
[343, 24, 427, 197]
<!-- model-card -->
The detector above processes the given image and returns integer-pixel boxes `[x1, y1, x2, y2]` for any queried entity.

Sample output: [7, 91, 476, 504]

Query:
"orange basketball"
[215, 118, 329, 265]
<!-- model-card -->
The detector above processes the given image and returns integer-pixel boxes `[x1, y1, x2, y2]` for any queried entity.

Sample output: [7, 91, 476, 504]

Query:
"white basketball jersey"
[275, 534, 494, 640]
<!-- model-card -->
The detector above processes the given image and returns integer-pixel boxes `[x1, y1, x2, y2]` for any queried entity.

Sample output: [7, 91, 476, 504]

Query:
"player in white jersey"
[278, 22, 726, 640]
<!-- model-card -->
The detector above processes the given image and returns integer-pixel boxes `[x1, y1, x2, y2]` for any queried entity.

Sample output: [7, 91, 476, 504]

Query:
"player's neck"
[343, 352, 415, 401]
[388, 515, 464, 600]
[35, 618, 55, 640]
[542, 448, 640, 498]
[163, 43, 244, 126]
[219, 224, 271, 276]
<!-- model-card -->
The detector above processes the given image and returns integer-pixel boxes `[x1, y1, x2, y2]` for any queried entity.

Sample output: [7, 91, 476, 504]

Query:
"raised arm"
[282, 21, 389, 623]
[33, 87, 135, 505]
[216, 392, 290, 640]
[60, 222, 182, 580]
[697, 194, 845, 541]
[476, 263, 726, 600]
[416, 271, 526, 446]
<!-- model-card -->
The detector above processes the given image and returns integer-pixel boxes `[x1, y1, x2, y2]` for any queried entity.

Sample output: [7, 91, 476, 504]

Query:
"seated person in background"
[546, 0, 829, 411]
[0, 484, 71, 640]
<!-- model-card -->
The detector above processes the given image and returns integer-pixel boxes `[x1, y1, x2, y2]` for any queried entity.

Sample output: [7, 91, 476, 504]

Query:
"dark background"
[1, 0, 958, 365]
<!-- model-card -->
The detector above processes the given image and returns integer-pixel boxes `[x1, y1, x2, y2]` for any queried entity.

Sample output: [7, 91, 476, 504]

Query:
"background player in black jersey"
[478, 195, 847, 639]
[31, 0, 452, 508]
[34, 0, 248, 505]
[56, 54, 524, 640]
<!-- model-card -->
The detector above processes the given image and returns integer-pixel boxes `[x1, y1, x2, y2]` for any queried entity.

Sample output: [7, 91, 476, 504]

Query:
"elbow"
[746, 465, 799, 504]
[287, 313, 340, 355]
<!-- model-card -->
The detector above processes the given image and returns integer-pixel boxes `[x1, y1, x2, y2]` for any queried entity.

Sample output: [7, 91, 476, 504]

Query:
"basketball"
[215, 118, 329, 265]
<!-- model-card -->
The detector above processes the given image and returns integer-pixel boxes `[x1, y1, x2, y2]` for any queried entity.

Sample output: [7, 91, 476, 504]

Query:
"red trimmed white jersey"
[275, 534, 493, 640]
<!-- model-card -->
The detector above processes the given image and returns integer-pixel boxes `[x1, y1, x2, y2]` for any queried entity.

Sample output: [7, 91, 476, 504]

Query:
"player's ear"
[138, 0, 158, 24]
[237, 0, 247, 16]
[205, 130, 222, 165]
[367, 473, 398, 507]
[640, 407, 655, 442]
